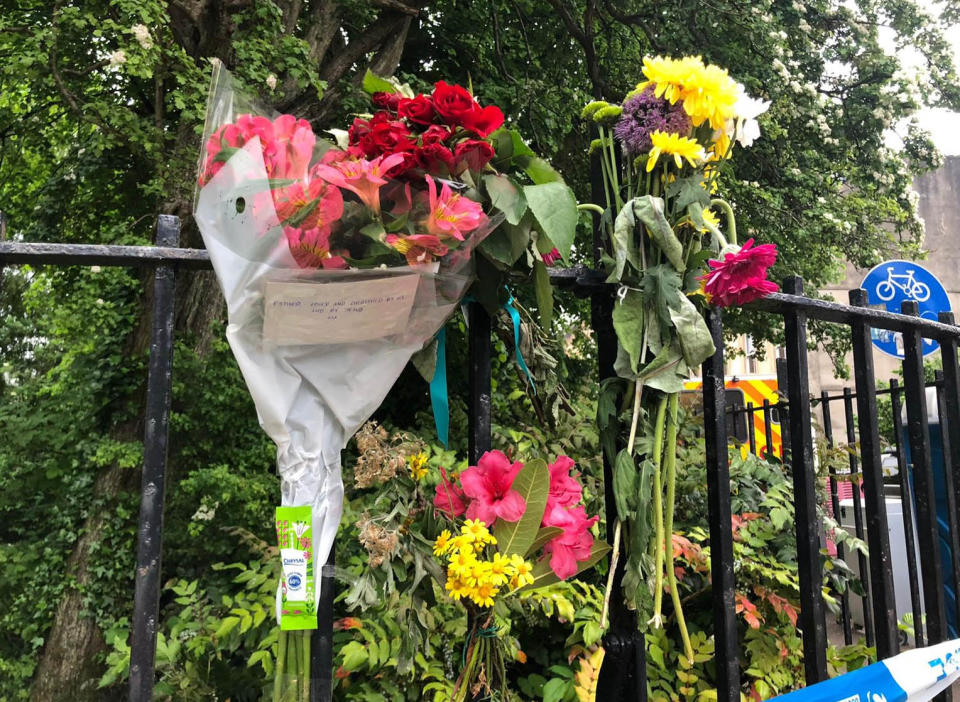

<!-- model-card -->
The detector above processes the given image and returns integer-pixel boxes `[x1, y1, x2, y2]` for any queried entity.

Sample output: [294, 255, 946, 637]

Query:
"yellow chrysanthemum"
[407, 451, 429, 480]
[508, 555, 535, 589]
[638, 55, 740, 130]
[488, 552, 513, 587]
[448, 547, 477, 576]
[646, 131, 705, 172]
[445, 577, 470, 600]
[433, 529, 452, 556]
[470, 582, 499, 608]
[701, 208, 720, 233]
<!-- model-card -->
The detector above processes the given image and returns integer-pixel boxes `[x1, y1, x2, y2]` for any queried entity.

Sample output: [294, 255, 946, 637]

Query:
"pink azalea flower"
[433, 467, 466, 518]
[542, 504, 599, 579]
[312, 152, 406, 214]
[699, 238, 779, 307]
[423, 175, 486, 242]
[385, 233, 449, 266]
[545, 455, 582, 513]
[460, 450, 525, 526]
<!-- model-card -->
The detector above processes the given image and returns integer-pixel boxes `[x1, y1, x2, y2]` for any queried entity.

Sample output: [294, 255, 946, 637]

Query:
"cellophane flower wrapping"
[193, 66, 500, 625]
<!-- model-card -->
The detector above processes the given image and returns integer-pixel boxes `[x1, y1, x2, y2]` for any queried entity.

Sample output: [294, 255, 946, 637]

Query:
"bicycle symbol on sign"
[874, 266, 931, 303]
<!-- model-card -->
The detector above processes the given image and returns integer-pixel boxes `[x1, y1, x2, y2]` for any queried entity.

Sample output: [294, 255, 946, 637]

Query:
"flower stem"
[597, 127, 613, 213]
[274, 630, 288, 702]
[663, 392, 693, 662]
[301, 631, 311, 701]
[577, 203, 606, 215]
[599, 519, 621, 631]
[710, 198, 737, 246]
[649, 394, 668, 627]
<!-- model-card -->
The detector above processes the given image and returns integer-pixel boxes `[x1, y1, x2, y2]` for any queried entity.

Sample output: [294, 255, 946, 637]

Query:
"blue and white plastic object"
[773, 639, 960, 702]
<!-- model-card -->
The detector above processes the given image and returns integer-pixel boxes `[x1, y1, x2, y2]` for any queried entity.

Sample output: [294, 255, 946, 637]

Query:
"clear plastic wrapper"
[193, 66, 500, 625]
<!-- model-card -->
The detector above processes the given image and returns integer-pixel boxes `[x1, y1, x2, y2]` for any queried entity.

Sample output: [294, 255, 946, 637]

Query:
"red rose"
[398, 95, 436, 125]
[348, 116, 371, 147]
[461, 105, 505, 138]
[358, 113, 415, 157]
[419, 143, 456, 175]
[371, 92, 402, 112]
[421, 124, 453, 145]
[432, 81, 478, 126]
[453, 139, 495, 174]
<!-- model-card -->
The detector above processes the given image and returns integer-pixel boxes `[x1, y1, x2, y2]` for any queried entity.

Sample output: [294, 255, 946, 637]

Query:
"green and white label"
[275, 506, 317, 631]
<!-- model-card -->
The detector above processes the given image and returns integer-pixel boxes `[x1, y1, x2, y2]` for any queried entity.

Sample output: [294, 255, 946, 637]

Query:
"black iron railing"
[4, 218, 960, 702]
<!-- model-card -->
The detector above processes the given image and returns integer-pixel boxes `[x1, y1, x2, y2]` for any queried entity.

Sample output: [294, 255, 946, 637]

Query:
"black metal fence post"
[468, 303, 492, 465]
[933, 370, 960, 634]
[128, 215, 179, 701]
[890, 379, 926, 646]
[849, 289, 898, 656]
[312, 548, 336, 701]
[901, 301, 949, 652]
[843, 386, 875, 648]
[938, 312, 960, 606]
[781, 276, 828, 683]
[821, 392, 853, 645]
[702, 309, 740, 702]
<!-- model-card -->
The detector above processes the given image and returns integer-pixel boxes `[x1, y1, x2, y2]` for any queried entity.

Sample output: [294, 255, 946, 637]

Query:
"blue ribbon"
[502, 289, 536, 395]
[429, 326, 449, 447]
[428, 290, 536, 446]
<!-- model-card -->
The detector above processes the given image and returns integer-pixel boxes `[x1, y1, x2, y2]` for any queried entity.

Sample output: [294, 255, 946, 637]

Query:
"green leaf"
[608, 202, 642, 282]
[341, 640, 369, 671]
[213, 616, 239, 639]
[479, 215, 531, 266]
[583, 621, 603, 647]
[668, 293, 716, 367]
[518, 155, 564, 184]
[611, 289, 645, 372]
[362, 69, 397, 95]
[543, 677, 567, 702]
[524, 182, 578, 265]
[524, 526, 564, 557]
[624, 196, 685, 271]
[534, 260, 554, 328]
[520, 540, 612, 592]
[484, 174, 527, 225]
[494, 458, 550, 557]
[667, 175, 711, 212]
[642, 264, 683, 328]
[613, 449, 637, 521]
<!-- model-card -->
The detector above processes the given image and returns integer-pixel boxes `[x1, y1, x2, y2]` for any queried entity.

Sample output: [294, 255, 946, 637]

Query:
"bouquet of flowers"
[584, 55, 778, 660]
[193, 64, 577, 698]
[431, 450, 608, 701]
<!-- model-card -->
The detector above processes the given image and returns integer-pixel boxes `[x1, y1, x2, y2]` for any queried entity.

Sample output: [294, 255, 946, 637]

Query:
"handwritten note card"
[262, 275, 420, 345]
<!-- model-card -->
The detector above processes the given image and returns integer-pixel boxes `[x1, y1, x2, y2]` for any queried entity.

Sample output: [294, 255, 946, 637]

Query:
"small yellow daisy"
[433, 529, 452, 556]
[470, 582, 499, 608]
[407, 451, 429, 481]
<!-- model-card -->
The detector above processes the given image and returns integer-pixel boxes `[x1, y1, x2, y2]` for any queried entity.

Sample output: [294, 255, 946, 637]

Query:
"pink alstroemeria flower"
[699, 238, 779, 307]
[459, 450, 525, 526]
[269, 114, 316, 182]
[283, 226, 348, 269]
[545, 455, 582, 513]
[272, 179, 344, 230]
[433, 467, 466, 518]
[385, 233, 449, 266]
[542, 504, 599, 579]
[424, 175, 486, 242]
[312, 152, 405, 214]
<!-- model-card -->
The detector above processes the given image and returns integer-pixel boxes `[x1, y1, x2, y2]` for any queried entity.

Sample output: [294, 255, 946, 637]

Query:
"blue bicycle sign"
[861, 260, 951, 359]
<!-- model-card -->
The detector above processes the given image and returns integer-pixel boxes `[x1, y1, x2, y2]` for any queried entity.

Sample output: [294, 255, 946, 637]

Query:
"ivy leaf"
[494, 458, 549, 557]
[611, 289, 645, 372]
[524, 182, 578, 265]
[483, 174, 527, 225]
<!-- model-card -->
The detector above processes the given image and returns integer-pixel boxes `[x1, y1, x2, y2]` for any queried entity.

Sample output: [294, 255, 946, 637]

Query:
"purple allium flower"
[613, 86, 691, 155]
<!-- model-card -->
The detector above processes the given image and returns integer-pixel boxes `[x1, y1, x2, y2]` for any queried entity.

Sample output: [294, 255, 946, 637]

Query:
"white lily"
[733, 85, 771, 147]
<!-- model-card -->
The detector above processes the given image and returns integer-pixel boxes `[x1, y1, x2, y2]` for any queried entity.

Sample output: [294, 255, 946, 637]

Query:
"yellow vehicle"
[682, 376, 783, 459]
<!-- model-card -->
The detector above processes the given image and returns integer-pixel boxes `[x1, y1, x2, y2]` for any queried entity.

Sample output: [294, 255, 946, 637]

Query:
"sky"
[885, 2, 960, 155]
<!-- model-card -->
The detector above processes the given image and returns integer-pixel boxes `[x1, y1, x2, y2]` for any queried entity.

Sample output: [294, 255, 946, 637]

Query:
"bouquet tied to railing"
[585, 55, 779, 661]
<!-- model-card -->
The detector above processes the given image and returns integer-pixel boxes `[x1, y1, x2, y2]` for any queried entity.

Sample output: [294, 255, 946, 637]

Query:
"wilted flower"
[699, 238, 779, 307]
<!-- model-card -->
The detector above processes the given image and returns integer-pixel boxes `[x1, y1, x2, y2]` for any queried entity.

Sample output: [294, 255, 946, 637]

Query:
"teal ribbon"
[503, 289, 536, 395]
[428, 291, 536, 447]
[429, 326, 449, 447]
